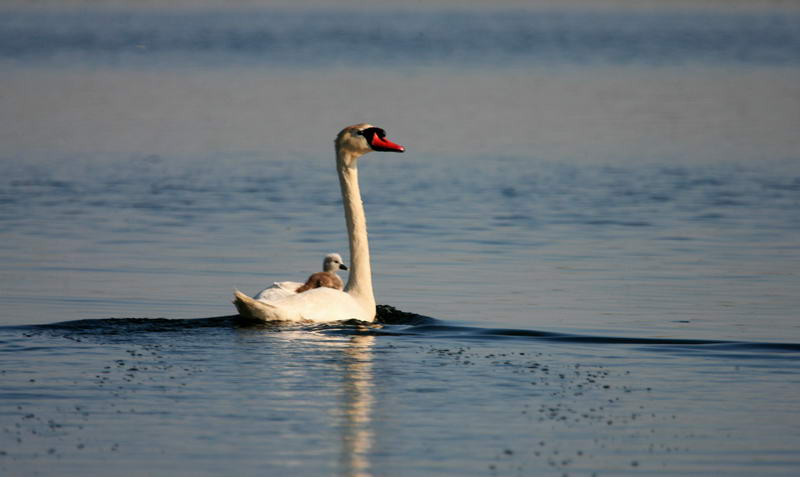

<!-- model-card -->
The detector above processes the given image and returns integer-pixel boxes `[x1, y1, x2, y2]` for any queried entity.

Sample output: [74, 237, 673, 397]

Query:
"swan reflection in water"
[338, 334, 376, 477]
[237, 328, 377, 476]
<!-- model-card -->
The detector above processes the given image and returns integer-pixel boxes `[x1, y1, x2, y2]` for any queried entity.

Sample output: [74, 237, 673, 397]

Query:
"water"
[2, 1, 800, 475]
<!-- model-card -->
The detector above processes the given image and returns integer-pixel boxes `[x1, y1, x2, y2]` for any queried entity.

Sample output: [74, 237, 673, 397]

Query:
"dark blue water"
[2, 7, 800, 67]
[2, 2, 800, 476]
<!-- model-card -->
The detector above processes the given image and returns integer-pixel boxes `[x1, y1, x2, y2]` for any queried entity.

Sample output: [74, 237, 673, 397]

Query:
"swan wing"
[254, 281, 303, 302]
[234, 288, 371, 323]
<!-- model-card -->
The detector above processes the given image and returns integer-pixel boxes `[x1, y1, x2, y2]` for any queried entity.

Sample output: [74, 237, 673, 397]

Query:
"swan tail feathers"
[233, 289, 287, 322]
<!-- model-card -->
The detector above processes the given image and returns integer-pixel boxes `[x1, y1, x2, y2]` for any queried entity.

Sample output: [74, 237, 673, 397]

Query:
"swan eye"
[359, 127, 385, 141]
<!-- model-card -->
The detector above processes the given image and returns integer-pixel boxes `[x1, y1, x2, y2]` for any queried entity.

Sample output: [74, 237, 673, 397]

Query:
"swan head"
[336, 123, 405, 161]
[323, 253, 348, 272]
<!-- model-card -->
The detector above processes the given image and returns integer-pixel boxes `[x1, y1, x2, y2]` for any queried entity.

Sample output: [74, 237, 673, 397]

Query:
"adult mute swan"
[296, 253, 348, 293]
[233, 123, 405, 322]
[252, 253, 347, 302]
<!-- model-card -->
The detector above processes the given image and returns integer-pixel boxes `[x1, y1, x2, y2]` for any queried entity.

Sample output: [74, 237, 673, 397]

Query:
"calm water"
[2, 2, 800, 476]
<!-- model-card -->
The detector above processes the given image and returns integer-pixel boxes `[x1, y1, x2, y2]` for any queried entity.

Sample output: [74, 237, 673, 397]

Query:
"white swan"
[253, 253, 347, 302]
[233, 123, 405, 322]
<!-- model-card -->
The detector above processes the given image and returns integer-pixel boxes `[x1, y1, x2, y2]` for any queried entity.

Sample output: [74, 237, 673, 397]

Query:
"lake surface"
[1, 2, 800, 475]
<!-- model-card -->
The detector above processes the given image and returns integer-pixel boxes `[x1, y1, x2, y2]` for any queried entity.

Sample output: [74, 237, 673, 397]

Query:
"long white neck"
[336, 149, 376, 315]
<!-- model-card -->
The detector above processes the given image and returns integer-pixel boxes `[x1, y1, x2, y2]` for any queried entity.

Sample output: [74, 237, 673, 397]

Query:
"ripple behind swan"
[14, 306, 800, 357]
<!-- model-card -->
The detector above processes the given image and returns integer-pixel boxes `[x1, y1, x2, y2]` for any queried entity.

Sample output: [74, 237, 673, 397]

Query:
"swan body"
[235, 288, 371, 322]
[233, 124, 405, 323]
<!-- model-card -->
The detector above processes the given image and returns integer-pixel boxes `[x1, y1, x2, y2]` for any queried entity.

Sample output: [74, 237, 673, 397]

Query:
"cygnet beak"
[339, 264, 348, 271]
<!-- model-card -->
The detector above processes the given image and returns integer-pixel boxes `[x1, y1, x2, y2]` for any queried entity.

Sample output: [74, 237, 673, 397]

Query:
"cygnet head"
[323, 253, 348, 273]
[336, 123, 405, 162]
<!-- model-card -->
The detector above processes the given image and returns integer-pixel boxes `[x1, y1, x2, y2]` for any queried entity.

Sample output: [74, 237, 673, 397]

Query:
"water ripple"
[13, 306, 799, 357]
